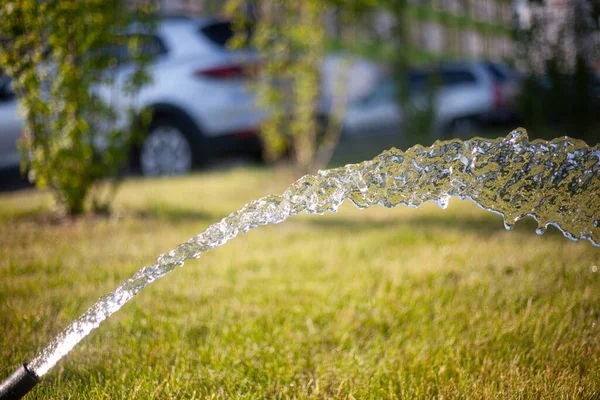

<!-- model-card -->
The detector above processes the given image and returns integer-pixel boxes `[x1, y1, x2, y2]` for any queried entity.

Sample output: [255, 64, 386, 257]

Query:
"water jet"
[1, 129, 598, 398]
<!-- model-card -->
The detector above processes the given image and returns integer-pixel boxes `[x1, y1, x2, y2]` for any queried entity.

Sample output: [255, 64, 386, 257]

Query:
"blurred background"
[0, 0, 599, 206]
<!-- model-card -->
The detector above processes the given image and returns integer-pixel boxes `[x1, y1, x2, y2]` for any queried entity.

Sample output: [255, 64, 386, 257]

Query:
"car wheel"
[140, 119, 193, 176]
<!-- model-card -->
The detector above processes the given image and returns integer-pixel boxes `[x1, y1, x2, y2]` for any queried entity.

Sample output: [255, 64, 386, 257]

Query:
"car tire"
[139, 118, 195, 176]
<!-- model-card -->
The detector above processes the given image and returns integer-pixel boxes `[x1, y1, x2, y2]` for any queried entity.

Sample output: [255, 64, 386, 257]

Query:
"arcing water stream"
[27, 129, 600, 378]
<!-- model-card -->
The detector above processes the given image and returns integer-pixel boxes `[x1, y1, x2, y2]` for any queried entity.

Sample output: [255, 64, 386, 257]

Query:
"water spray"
[2, 129, 598, 398]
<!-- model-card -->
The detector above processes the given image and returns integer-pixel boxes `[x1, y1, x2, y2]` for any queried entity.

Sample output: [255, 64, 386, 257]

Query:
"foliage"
[0, 0, 153, 216]
[515, 0, 600, 144]
[388, 0, 438, 144]
[226, 0, 354, 176]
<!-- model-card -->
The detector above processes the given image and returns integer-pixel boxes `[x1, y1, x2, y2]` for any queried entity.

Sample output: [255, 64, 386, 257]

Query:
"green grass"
[1, 167, 599, 399]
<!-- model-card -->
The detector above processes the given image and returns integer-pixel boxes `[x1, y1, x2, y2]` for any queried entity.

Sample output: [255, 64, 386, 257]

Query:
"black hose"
[0, 365, 39, 400]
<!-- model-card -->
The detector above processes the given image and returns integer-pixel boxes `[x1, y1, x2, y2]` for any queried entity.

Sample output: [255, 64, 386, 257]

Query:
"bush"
[0, 0, 153, 215]
[514, 0, 600, 144]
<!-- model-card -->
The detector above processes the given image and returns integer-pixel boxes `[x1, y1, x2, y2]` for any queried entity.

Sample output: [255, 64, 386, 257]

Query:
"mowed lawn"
[1, 167, 599, 399]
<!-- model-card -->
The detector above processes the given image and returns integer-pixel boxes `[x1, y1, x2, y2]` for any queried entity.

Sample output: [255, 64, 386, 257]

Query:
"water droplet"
[592, 265, 598, 273]
[503, 221, 515, 230]
[435, 195, 450, 209]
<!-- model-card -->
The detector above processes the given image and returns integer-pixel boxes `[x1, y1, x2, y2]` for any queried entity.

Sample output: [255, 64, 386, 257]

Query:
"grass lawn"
[1, 166, 599, 399]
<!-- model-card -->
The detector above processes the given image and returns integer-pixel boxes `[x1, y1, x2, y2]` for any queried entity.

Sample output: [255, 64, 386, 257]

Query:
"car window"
[125, 34, 168, 60]
[95, 35, 167, 66]
[199, 21, 253, 47]
[409, 70, 449, 93]
[0, 71, 14, 100]
[409, 71, 431, 92]
[483, 62, 509, 82]
[440, 69, 477, 86]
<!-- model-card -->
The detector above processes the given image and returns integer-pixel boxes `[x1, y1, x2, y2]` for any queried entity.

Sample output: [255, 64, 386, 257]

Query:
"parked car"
[0, 75, 21, 171]
[428, 60, 521, 134]
[102, 16, 266, 175]
[346, 60, 522, 138]
[0, 16, 265, 176]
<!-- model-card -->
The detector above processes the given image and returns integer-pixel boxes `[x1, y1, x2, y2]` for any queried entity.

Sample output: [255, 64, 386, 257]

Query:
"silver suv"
[419, 61, 521, 135]
[347, 60, 521, 138]
[0, 17, 265, 176]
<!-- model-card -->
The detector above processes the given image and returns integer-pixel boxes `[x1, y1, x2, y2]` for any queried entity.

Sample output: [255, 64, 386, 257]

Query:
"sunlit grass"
[1, 167, 599, 398]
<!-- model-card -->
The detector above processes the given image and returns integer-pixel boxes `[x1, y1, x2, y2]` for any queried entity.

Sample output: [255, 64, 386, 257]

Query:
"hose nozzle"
[0, 365, 39, 400]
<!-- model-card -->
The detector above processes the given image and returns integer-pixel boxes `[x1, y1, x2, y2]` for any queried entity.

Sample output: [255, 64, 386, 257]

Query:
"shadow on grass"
[4, 202, 220, 227]
[135, 203, 220, 224]
[305, 212, 567, 240]
[138, 199, 571, 241]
